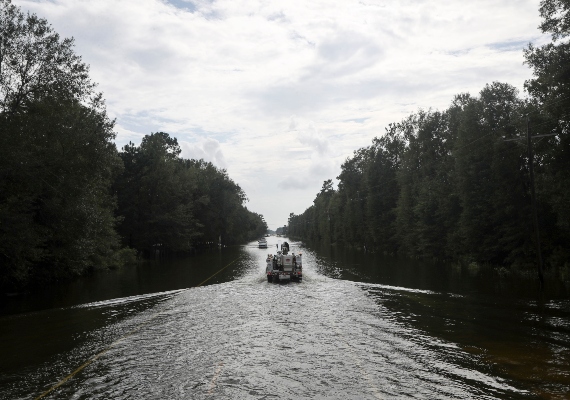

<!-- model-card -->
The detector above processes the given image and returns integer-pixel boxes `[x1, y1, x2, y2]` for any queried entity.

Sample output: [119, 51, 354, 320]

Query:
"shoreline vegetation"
[0, 0, 266, 293]
[287, 0, 570, 282]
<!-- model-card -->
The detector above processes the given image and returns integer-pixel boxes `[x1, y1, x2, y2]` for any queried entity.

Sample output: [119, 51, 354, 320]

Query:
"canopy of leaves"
[539, 0, 570, 40]
[115, 132, 266, 257]
[0, 0, 94, 114]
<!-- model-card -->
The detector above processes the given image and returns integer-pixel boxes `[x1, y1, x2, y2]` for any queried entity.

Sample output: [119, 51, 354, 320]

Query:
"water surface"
[1, 238, 569, 399]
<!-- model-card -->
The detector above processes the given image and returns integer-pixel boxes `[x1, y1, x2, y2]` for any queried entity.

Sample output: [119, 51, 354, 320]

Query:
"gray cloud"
[255, 77, 433, 118]
[288, 115, 298, 130]
[277, 176, 313, 190]
[268, 11, 288, 23]
[316, 30, 383, 65]
[297, 123, 330, 156]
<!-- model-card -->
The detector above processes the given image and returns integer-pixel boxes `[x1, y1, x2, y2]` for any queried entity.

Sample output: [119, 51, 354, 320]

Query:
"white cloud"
[14, 0, 548, 228]
[180, 137, 228, 169]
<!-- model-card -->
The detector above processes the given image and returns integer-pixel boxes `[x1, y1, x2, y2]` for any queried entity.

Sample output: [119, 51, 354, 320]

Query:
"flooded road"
[1, 237, 569, 399]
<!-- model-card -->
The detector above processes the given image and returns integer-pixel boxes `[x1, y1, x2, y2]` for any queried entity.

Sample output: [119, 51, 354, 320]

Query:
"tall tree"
[364, 125, 404, 253]
[453, 83, 531, 265]
[116, 132, 200, 255]
[524, 0, 570, 264]
[0, 97, 122, 289]
[0, 1, 124, 291]
[396, 110, 456, 259]
[116, 138, 265, 254]
[0, 0, 94, 114]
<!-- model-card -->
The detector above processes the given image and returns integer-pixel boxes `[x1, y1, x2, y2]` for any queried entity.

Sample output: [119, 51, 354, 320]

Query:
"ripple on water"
[35, 273, 526, 399]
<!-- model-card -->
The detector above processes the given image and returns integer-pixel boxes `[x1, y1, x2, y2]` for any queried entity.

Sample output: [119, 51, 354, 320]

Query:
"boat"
[265, 242, 302, 283]
[258, 238, 268, 248]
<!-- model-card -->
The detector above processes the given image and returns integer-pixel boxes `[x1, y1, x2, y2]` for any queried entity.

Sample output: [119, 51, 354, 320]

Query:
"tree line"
[289, 0, 570, 273]
[0, 0, 266, 292]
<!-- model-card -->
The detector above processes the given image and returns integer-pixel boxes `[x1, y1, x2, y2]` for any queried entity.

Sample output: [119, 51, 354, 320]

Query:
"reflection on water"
[310, 242, 570, 300]
[1, 238, 569, 399]
[0, 247, 244, 316]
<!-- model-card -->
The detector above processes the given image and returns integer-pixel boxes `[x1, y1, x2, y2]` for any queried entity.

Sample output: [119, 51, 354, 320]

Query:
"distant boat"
[258, 238, 268, 248]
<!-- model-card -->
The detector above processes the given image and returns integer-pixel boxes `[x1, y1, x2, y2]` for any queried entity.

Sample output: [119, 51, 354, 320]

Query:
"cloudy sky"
[16, 0, 548, 230]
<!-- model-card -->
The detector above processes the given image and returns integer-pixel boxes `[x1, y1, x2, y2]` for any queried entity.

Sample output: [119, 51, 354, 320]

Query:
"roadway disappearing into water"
[1, 236, 569, 399]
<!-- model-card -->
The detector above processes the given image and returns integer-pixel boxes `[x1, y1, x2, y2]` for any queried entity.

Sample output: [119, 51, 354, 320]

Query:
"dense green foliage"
[115, 132, 266, 257]
[289, 0, 570, 271]
[0, 0, 122, 290]
[0, 0, 265, 291]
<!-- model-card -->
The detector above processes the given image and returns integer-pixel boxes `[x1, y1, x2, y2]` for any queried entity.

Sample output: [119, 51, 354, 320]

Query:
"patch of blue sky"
[118, 112, 225, 140]
[487, 40, 530, 52]
[164, 0, 197, 12]
[118, 112, 173, 135]
[164, 0, 223, 19]
[117, 114, 235, 146]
